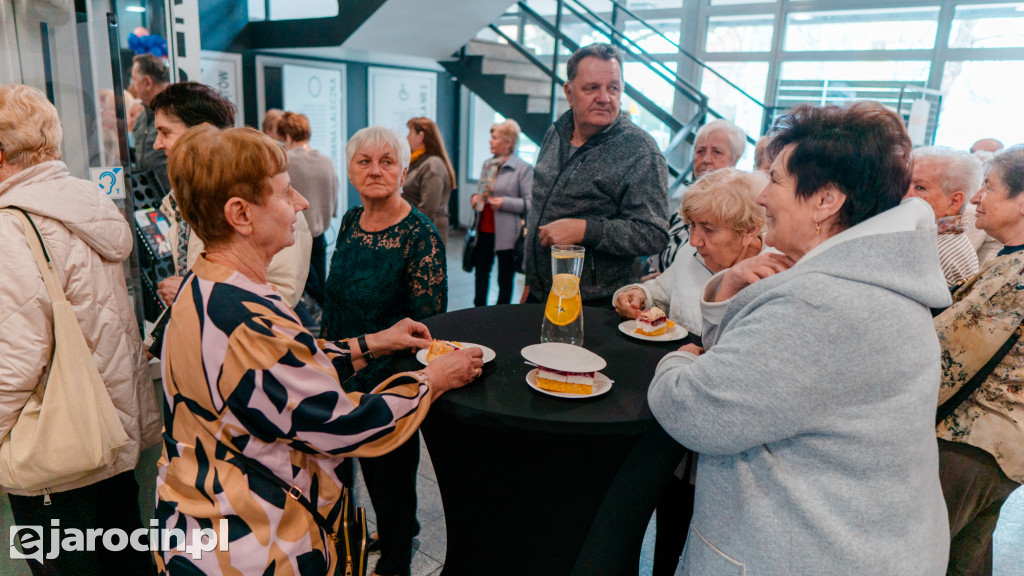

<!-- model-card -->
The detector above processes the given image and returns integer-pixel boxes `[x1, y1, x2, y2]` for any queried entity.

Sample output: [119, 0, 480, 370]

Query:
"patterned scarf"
[479, 155, 510, 199]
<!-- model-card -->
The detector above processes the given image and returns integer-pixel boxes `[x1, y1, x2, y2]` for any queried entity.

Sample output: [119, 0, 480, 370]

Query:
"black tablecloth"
[399, 303, 691, 434]
[394, 304, 695, 576]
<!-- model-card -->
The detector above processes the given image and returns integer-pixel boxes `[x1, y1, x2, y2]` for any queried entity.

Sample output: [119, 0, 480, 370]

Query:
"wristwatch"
[357, 334, 374, 361]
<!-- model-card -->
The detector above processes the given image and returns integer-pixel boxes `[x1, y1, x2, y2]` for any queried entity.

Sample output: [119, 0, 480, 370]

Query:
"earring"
[815, 221, 821, 235]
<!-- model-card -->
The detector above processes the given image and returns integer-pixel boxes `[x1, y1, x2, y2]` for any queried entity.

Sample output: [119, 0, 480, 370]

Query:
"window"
[700, 61, 770, 143]
[706, 14, 774, 53]
[784, 7, 939, 51]
[624, 18, 681, 55]
[623, 61, 678, 150]
[949, 3, 1024, 49]
[776, 60, 930, 111]
[934, 60, 1024, 148]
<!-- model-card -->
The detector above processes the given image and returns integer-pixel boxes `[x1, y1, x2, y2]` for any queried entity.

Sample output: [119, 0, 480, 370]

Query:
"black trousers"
[360, 430, 421, 576]
[8, 470, 155, 576]
[472, 232, 516, 307]
[305, 233, 327, 306]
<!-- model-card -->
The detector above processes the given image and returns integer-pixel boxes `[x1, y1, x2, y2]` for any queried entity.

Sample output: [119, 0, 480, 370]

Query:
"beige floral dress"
[935, 252, 1024, 483]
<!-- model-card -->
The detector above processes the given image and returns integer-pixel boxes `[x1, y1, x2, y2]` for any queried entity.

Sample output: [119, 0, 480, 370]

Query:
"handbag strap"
[2, 208, 69, 306]
[937, 322, 1024, 424]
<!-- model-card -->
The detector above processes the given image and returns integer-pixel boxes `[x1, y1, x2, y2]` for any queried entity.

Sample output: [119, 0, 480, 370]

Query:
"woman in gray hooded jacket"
[650, 102, 951, 576]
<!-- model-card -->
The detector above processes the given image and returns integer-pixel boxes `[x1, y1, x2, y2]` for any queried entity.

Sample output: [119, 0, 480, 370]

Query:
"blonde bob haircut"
[681, 168, 768, 235]
[0, 84, 63, 167]
[168, 125, 288, 248]
[490, 119, 521, 152]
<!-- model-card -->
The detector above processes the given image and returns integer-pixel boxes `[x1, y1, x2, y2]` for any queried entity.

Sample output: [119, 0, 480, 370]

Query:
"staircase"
[440, 0, 765, 190]
[442, 39, 569, 147]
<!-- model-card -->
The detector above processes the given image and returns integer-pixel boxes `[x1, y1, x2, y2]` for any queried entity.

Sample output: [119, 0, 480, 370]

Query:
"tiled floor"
[2, 230, 1021, 576]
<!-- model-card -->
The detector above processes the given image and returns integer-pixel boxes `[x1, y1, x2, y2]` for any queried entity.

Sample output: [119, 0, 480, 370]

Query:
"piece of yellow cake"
[535, 366, 595, 395]
[636, 307, 674, 336]
[425, 340, 464, 363]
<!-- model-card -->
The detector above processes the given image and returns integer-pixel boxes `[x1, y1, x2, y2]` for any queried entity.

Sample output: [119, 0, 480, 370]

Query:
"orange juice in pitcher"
[541, 245, 585, 345]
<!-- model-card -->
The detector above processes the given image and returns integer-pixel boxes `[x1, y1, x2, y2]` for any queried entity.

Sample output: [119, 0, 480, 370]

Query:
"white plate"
[416, 342, 496, 366]
[618, 320, 688, 342]
[520, 342, 606, 373]
[525, 369, 612, 399]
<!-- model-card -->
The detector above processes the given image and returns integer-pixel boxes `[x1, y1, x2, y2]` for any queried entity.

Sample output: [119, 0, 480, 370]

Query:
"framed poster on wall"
[200, 51, 244, 127]
[367, 67, 437, 135]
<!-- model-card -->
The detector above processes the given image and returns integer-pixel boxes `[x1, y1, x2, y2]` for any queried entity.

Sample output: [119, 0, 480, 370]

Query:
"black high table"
[396, 304, 694, 576]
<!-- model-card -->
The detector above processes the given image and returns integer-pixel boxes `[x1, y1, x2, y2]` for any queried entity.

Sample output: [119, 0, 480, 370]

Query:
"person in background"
[649, 101, 951, 575]
[470, 119, 533, 306]
[278, 111, 338, 309]
[970, 138, 1004, 155]
[403, 117, 456, 244]
[647, 118, 747, 274]
[323, 126, 448, 576]
[906, 146, 982, 289]
[523, 42, 668, 304]
[149, 82, 312, 310]
[156, 124, 482, 575]
[261, 108, 284, 141]
[753, 135, 771, 172]
[935, 144, 1024, 576]
[0, 83, 161, 576]
[128, 53, 171, 190]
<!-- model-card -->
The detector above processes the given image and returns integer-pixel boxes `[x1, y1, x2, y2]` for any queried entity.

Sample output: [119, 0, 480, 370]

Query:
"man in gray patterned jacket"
[523, 43, 669, 304]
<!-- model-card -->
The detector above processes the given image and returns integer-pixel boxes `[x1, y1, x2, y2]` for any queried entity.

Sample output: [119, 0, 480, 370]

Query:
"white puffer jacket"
[0, 161, 162, 496]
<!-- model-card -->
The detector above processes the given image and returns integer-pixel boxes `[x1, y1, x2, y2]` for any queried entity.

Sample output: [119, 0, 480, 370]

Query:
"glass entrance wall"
[486, 0, 1024, 148]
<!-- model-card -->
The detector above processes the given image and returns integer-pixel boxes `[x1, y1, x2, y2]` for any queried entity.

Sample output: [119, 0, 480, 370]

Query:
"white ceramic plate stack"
[520, 342, 612, 399]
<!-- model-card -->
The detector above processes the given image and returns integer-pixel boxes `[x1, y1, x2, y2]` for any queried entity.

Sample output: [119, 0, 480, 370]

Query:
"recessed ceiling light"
[126, 5, 146, 12]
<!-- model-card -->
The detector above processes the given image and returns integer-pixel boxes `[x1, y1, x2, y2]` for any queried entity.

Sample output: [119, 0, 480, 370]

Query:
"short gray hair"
[912, 146, 983, 213]
[566, 43, 623, 83]
[988, 144, 1024, 199]
[345, 126, 411, 171]
[696, 119, 747, 163]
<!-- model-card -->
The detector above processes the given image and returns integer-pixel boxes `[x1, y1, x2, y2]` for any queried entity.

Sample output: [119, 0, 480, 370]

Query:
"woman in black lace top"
[322, 126, 447, 576]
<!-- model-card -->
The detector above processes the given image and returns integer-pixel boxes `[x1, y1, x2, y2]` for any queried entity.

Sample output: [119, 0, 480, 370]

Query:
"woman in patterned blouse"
[158, 125, 483, 575]
[322, 126, 449, 576]
[935, 144, 1024, 576]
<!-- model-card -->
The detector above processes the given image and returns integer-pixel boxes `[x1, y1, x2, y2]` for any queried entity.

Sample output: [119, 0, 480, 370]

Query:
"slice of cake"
[535, 365, 596, 395]
[635, 307, 675, 337]
[425, 340, 464, 363]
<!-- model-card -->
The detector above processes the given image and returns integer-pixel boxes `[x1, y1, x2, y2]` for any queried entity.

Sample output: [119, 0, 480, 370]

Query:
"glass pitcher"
[541, 245, 585, 345]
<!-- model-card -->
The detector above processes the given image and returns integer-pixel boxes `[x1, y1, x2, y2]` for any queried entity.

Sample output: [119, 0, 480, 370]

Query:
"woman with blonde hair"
[403, 117, 456, 243]
[0, 83, 161, 575]
[614, 167, 768, 335]
[469, 119, 533, 306]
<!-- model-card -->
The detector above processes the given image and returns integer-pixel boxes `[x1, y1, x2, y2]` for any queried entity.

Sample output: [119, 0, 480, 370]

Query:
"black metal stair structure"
[442, 0, 768, 191]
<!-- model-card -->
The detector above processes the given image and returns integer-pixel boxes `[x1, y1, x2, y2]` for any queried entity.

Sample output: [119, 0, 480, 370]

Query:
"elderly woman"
[613, 168, 766, 335]
[322, 125, 448, 576]
[402, 117, 456, 244]
[158, 125, 481, 575]
[469, 119, 533, 306]
[935, 144, 1024, 576]
[649, 102, 951, 575]
[0, 84, 161, 574]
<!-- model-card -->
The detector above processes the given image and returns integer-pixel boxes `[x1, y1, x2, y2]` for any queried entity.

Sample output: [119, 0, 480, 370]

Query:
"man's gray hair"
[566, 43, 624, 83]
[696, 119, 747, 162]
[912, 146, 983, 213]
[345, 125, 411, 170]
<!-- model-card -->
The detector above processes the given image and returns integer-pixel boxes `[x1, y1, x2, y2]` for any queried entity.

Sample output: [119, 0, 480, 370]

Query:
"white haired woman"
[614, 168, 767, 336]
[0, 84, 161, 575]
[322, 126, 449, 576]
[469, 119, 533, 306]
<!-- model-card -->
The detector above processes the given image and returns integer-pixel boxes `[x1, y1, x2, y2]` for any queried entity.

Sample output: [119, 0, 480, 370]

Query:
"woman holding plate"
[649, 102, 951, 574]
[613, 168, 767, 336]
[322, 125, 449, 576]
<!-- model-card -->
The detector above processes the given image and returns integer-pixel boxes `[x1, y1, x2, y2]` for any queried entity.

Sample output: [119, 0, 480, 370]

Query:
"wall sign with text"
[367, 67, 437, 135]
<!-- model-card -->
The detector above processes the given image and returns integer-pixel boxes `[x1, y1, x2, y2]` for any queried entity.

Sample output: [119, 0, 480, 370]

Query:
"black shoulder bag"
[937, 324, 1024, 424]
[462, 211, 479, 273]
[220, 442, 368, 576]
